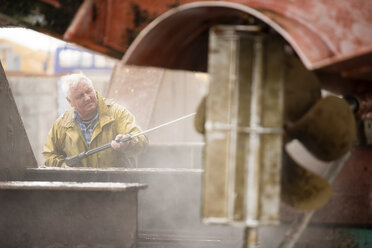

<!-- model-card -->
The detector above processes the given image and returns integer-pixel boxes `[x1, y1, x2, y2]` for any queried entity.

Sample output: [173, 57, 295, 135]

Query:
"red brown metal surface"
[312, 152, 372, 225]
[41, 0, 61, 8]
[63, 0, 116, 56]
[281, 146, 372, 226]
[60, 0, 372, 78]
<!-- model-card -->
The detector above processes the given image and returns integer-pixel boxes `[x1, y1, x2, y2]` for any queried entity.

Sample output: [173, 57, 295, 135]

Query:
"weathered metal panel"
[106, 65, 208, 143]
[0, 181, 146, 248]
[25, 167, 246, 247]
[0, 61, 37, 180]
[107, 64, 165, 129]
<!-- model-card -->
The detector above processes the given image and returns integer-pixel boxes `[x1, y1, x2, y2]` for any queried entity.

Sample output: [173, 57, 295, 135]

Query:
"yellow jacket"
[43, 93, 148, 168]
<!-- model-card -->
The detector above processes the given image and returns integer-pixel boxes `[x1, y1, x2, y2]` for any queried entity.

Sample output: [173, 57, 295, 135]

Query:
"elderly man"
[43, 73, 148, 168]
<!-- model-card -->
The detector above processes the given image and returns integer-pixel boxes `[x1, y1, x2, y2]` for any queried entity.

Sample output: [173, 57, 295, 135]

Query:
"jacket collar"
[61, 92, 114, 128]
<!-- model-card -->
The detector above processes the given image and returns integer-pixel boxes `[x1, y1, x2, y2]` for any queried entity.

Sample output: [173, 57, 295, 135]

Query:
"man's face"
[67, 80, 98, 120]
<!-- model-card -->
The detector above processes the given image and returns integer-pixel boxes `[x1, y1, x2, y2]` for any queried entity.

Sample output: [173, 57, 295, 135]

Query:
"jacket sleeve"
[42, 120, 67, 167]
[113, 104, 148, 157]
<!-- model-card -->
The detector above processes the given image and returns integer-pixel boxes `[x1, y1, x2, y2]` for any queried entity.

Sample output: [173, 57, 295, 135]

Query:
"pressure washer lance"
[65, 112, 196, 167]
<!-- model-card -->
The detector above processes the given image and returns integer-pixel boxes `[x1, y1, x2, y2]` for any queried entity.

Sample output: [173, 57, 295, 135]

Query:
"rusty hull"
[2, 1, 372, 101]
[1, 0, 370, 91]
[33, 0, 372, 82]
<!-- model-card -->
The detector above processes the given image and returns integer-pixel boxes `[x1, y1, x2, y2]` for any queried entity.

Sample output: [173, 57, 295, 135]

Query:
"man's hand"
[111, 134, 130, 151]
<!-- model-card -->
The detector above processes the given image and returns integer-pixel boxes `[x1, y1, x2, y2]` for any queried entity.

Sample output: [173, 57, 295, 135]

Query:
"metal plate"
[0, 62, 37, 180]
[0, 181, 146, 248]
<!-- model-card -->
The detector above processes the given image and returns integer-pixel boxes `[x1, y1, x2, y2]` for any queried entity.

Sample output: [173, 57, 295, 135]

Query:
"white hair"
[60, 73, 95, 99]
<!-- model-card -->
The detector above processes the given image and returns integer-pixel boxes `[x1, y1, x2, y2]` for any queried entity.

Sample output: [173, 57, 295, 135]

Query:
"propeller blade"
[281, 150, 332, 211]
[285, 95, 356, 161]
[284, 55, 322, 123]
